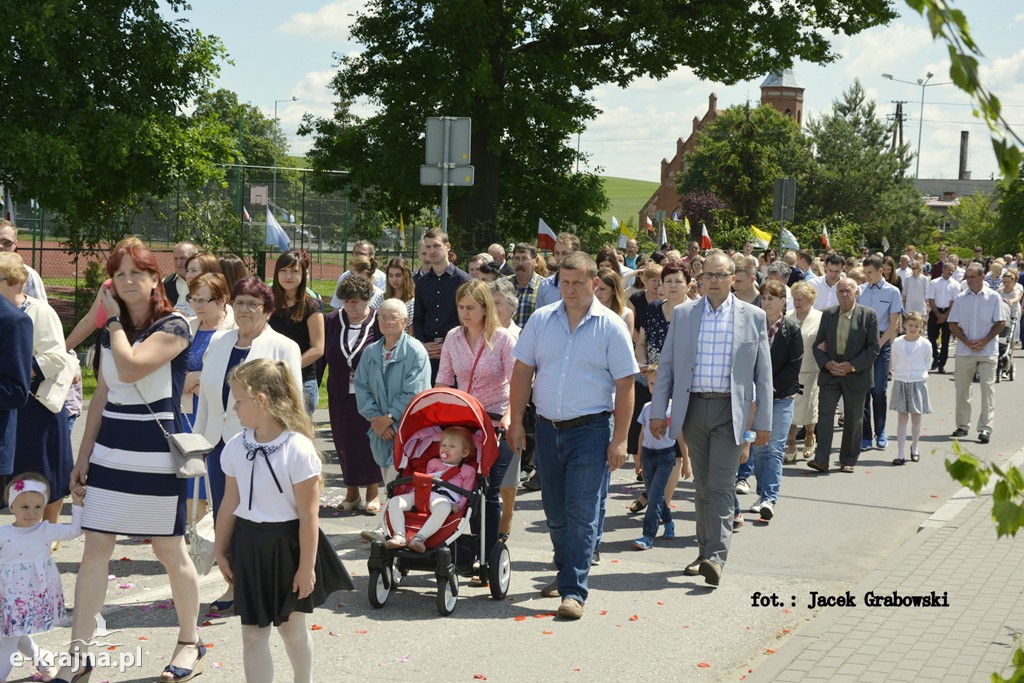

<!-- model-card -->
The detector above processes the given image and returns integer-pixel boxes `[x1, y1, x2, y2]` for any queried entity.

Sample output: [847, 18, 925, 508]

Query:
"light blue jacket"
[354, 333, 432, 467]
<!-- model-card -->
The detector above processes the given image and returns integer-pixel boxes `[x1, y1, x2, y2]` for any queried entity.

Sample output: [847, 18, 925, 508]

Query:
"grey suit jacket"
[812, 303, 880, 393]
[650, 295, 773, 445]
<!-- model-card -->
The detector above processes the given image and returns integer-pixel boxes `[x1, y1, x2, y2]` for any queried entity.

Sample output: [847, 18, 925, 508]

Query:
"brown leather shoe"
[698, 559, 722, 587]
[540, 580, 560, 598]
[683, 556, 705, 576]
[557, 597, 584, 619]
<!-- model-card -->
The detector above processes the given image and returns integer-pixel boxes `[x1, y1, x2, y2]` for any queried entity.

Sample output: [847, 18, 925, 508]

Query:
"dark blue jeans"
[863, 341, 892, 440]
[535, 415, 610, 603]
[641, 446, 675, 538]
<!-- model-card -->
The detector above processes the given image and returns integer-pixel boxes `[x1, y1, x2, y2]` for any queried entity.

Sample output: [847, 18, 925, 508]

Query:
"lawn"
[600, 176, 660, 232]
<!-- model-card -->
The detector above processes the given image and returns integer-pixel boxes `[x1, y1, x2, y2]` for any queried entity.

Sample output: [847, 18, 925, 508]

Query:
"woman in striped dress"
[62, 244, 204, 683]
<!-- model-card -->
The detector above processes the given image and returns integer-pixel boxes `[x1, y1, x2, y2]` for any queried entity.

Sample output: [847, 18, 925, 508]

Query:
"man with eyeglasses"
[162, 241, 198, 307]
[648, 250, 772, 587]
[0, 219, 46, 301]
[948, 263, 1005, 444]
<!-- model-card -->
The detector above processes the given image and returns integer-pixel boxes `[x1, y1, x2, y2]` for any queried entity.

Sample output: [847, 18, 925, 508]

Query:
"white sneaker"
[735, 479, 751, 495]
[759, 499, 775, 521]
[749, 498, 764, 514]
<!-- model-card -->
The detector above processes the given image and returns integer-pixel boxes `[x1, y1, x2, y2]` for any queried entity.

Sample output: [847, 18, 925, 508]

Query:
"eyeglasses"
[378, 314, 405, 323]
[0, 239, 14, 249]
[701, 272, 733, 281]
[187, 296, 214, 305]
[232, 299, 264, 311]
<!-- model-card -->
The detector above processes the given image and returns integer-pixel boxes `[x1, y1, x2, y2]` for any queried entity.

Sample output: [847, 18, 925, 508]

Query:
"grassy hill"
[600, 176, 659, 232]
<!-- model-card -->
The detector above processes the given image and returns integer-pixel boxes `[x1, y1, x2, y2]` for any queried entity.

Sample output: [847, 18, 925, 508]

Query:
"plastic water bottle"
[743, 430, 757, 443]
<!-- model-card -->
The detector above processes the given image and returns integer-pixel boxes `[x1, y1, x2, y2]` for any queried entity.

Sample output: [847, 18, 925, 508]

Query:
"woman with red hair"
[64, 243, 205, 682]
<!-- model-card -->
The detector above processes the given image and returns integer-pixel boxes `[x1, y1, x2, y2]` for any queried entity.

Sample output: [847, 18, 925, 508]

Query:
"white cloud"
[278, 1, 363, 41]
[833, 21, 934, 83]
[1014, 12, 1024, 23]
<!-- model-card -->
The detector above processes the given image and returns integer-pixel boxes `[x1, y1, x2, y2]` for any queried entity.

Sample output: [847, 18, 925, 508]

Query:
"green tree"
[303, 0, 895, 252]
[802, 80, 935, 252]
[678, 103, 812, 226]
[0, 0, 228, 250]
[948, 191, 999, 250]
[994, 160, 1024, 253]
[190, 89, 287, 168]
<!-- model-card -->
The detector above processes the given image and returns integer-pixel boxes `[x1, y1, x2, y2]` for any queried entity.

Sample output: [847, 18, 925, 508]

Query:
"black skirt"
[232, 518, 354, 627]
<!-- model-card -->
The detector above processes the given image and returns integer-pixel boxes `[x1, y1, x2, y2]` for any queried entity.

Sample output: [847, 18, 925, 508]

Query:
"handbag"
[188, 474, 216, 575]
[33, 352, 79, 413]
[134, 385, 213, 478]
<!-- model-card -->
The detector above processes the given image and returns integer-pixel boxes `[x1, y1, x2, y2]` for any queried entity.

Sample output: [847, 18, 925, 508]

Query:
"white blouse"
[891, 336, 932, 383]
[221, 429, 321, 523]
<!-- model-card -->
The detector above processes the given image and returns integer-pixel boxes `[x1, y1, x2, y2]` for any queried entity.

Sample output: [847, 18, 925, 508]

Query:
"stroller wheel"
[436, 573, 459, 616]
[368, 566, 394, 608]
[488, 542, 511, 600]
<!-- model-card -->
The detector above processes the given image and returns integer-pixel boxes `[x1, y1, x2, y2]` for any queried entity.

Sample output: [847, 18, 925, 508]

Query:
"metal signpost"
[773, 177, 796, 245]
[420, 117, 474, 231]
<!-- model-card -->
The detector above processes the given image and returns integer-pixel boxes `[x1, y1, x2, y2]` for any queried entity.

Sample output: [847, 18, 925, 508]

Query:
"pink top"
[436, 326, 516, 417]
[426, 457, 477, 505]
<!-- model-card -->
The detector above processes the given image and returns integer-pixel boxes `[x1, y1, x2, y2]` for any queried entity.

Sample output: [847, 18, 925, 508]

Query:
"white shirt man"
[896, 255, 913, 283]
[810, 256, 844, 311]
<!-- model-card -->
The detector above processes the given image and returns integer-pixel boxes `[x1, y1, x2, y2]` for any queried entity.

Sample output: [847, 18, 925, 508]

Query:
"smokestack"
[959, 131, 970, 180]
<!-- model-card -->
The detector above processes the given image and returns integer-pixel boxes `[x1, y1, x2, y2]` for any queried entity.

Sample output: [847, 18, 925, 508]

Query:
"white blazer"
[192, 325, 302, 445]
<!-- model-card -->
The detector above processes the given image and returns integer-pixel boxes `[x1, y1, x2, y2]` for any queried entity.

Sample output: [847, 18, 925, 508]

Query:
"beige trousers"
[954, 355, 996, 433]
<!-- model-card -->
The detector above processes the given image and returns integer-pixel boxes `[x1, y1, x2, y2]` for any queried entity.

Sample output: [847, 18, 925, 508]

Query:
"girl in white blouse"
[889, 313, 933, 465]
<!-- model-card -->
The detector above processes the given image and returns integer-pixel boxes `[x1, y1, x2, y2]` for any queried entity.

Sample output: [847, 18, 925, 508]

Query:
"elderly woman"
[987, 259, 1006, 290]
[0, 253, 75, 524]
[64, 243, 200, 682]
[488, 278, 520, 338]
[736, 279, 802, 522]
[354, 298, 431, 480]
[786, 280, 822, 461]
[192, 276, 301, 612]
[325, 275, 383, 512]
[436, 280, 517, 553]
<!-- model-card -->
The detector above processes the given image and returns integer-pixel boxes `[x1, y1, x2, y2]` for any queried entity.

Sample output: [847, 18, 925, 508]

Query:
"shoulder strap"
[464, 338, 487, 395]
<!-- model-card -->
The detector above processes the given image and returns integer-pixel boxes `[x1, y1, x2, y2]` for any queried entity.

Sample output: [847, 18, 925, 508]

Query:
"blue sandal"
[159, 641, 206, 682]
[209, 598, 234, 612]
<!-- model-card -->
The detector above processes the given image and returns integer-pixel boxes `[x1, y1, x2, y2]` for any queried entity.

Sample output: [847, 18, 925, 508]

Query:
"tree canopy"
[677, 103, 812, 226]
[190, 89, 287, 169]
[0, 0, 228, 249]
[303, 0, 897, 251]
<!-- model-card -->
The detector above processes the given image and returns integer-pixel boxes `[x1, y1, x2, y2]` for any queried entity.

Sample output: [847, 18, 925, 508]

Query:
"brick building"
[639, 70, 804, 234]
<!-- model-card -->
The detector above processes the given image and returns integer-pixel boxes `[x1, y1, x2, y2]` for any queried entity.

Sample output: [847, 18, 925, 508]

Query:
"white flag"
[780, 227, 800, 250]
[266, 209, 291, 252]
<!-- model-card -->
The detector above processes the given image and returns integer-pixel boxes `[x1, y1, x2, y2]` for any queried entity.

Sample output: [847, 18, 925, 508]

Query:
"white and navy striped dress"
[81, 313, 192, 536]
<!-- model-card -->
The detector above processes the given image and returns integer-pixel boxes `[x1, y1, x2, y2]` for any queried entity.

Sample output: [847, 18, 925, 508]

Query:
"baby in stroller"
[384, 426, 476, 552]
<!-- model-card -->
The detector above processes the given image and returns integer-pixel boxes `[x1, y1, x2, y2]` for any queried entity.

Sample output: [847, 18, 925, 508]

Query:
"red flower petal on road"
[355, 629, 368, 634]
[201, 621, 213, 626]
[513, 615, 527, 621]
[628, 615, 639, 621]
[765, 649, 776, 654]
[310, 624, 323, 631]
[138, 636, 149, 641]
[473, 675, 488, 680]
[542, 630, 553, 635]
[697, 662, 711, 668]
[656, 601, 664, 605]
[599, 610, 607, 616]
[119, 557, 132, 562]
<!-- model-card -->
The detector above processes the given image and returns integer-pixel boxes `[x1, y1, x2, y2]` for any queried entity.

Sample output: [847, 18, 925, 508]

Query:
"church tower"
[760, 69, 804, 126]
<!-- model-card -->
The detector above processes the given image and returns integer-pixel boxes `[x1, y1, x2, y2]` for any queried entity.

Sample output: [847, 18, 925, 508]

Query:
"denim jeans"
[641, 446, 675, 538]
[750, 397, 794, 503]
[535, 415, 610, 603]
[863, 341, 892, 440]
[736, 456, 753, 482]
[303, 379, 318, 416]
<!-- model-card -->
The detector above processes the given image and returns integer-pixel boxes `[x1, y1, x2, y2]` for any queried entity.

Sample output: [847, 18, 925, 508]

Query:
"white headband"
[9, 479, 49, 507]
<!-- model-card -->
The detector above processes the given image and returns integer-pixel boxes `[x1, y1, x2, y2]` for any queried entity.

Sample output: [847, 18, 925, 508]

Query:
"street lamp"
[881, 72, 952, 178]
[273, 96, 299, 207]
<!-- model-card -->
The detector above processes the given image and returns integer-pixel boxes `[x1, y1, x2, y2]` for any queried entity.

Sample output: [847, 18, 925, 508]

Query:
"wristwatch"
[386, 412, 394, 422]
[105, 315, 122, 328]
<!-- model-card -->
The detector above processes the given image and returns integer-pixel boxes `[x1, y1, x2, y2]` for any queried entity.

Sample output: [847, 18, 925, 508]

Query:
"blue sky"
[177, 0, 1024, 182]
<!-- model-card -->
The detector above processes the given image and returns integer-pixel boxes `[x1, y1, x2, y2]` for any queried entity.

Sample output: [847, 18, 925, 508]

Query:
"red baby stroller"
[366, 388, 511, 615]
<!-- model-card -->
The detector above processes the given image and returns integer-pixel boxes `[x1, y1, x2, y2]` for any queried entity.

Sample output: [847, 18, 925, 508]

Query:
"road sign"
[419, 165, 475, 187]
[773, 178, 796, 221]
[425, 117, 471, 165]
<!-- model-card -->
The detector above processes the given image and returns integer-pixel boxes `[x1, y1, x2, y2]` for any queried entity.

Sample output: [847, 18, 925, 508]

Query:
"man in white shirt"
[332, 241, 387, 306]
[948, 255, 965, 282]
[810, 254, 844, 311]
[948, 263, 1005, 443]
[535, 232, 579, 308]
[896, 254, 913, 283]
[163, 240, 197, 307]
[927, 261, 960, 373]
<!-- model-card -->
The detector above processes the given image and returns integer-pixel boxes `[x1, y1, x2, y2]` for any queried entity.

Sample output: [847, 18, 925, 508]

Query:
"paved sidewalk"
[745, 447, 1024, 683]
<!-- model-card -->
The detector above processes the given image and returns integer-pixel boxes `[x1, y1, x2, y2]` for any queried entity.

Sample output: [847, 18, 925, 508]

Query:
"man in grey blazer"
[807, 277, 880, 474]
[649, 250, 772, 587]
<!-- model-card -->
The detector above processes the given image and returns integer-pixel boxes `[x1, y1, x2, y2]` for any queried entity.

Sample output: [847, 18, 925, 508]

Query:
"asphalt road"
[14, 345, 1022, 682]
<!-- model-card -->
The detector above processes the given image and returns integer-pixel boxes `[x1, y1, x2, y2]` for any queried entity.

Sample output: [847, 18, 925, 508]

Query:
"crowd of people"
[0, 215, 1020, 679]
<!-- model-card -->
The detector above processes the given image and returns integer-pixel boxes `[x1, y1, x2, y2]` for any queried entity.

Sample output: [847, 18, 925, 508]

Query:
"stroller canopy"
[394, 388, 501, 475]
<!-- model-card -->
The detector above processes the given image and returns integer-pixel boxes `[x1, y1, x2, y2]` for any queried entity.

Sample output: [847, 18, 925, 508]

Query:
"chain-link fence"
[7, 165, 434, 325]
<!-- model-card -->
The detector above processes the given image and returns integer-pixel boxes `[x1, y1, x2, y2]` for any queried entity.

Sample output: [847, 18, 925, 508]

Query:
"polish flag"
[821, 226, 831, 250]
[537, 218, 556, 251]
[645, 216, 654, 234]
[700, 223, 712, 250]
[242, 206, 251, 222]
